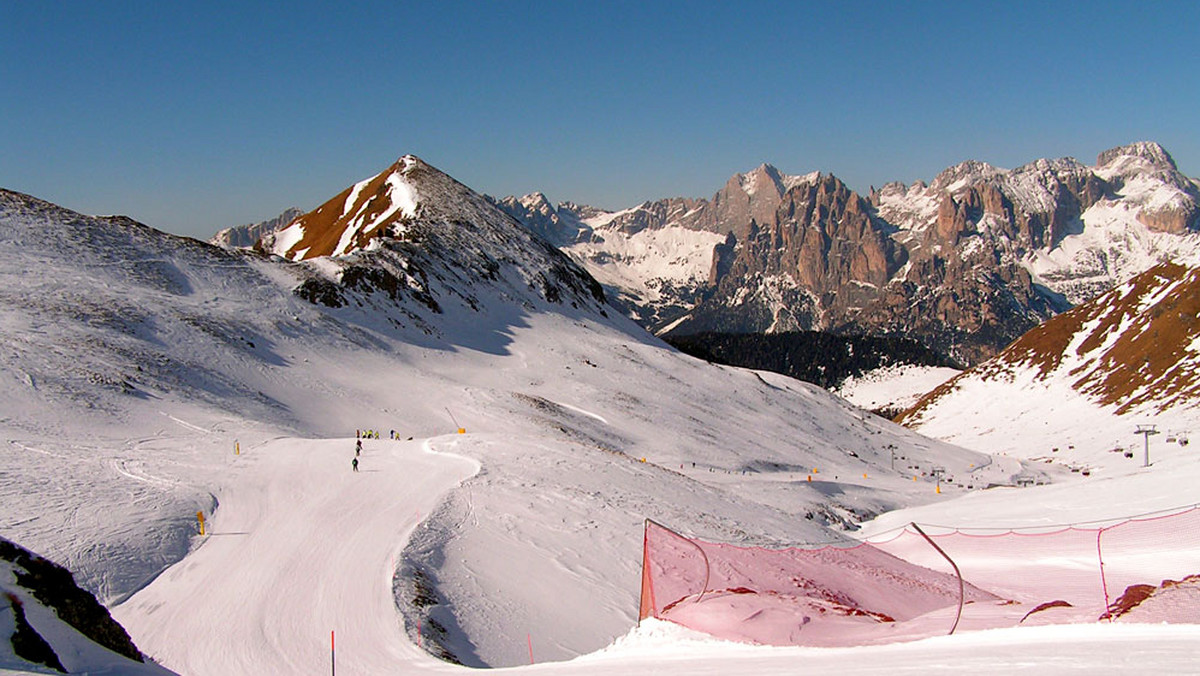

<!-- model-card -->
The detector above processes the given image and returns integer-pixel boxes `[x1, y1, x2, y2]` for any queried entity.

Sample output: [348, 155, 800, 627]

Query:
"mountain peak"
[267, 155, 454, 260]
[930, 160, 1002, 192]
[1097, 141, 1178, 173]
[730, 163, 785, 198]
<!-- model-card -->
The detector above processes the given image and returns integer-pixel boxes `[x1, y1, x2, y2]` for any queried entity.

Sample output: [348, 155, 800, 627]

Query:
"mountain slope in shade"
[898, 261, 1200, 470]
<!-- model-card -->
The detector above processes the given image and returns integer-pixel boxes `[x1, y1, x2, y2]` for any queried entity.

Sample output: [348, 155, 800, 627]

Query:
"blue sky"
[2, 1, 1197, 238]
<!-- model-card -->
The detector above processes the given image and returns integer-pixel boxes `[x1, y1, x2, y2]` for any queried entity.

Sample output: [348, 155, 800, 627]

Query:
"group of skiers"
[356, 429, 410, 441]
[352, 429, 415, 471]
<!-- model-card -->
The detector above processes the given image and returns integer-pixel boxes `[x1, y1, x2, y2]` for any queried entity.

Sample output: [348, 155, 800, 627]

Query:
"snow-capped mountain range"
[495, 142, 1200, 365]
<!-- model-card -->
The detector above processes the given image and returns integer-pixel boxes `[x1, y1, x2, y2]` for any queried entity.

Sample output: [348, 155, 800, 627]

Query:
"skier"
[352, 457, 359, 472]
[356, 439, 362, 455]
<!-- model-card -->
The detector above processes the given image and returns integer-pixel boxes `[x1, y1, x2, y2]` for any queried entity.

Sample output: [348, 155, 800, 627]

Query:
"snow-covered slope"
[900, 261, 1200, 474]
[4, 162, 1200, 673]
[0, 181, 1010, 671]
[835, 365, 962, 417]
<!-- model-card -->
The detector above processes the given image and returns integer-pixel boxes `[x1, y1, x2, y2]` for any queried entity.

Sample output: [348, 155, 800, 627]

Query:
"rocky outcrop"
[490, 193, 584, 247]
[1095, 142, 1200, 234]
[1, 537, 144, 667]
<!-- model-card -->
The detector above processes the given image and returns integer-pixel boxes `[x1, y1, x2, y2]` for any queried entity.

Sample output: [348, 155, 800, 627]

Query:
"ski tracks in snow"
[114, 434, 479, 675]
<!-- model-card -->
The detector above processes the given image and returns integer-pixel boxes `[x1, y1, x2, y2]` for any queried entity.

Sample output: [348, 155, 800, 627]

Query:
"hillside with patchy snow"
[899, 261, 1200, 473]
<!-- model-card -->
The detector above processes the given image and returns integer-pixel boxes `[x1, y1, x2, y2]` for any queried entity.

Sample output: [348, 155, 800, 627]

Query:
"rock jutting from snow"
[1, 537, 145, 668]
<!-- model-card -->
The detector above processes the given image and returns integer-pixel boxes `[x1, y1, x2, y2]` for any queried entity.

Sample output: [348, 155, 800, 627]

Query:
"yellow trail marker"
[863, 473, 868, 479]
[235, 441, 240, 455]
[457, 428, 466, 434]
[196, 511, 206, 536]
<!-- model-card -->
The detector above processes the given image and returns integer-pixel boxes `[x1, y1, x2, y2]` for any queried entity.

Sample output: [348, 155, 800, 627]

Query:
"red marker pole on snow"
[331, 630, 335, 676]
[527, 633, 534, 664]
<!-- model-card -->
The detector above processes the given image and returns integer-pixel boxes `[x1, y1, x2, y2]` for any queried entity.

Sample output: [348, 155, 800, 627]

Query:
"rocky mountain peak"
[1097, 141, 1179, 173]
[930, 160, 1002, 193]
[735, 163, 786, 197]
[490, 191, 584, 247]
[519, 192, 554, 211]
[266, 154, 510, 261]
[262, 155, 608, 320]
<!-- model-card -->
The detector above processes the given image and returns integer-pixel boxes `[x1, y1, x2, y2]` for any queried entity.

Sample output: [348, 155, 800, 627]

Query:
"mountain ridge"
[498, 141, 1200, 364]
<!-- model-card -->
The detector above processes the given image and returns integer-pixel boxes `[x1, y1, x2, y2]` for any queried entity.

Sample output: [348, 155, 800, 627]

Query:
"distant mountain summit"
[493, 163, 824, 329]
[499, 142, 1200, 365]
[211, 207, 304, 249]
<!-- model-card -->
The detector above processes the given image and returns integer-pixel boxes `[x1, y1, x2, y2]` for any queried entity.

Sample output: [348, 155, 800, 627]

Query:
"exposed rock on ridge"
[1, 537, 144, 670]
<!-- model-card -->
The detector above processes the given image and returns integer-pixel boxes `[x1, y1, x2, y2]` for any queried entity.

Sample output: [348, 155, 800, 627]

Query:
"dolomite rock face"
[498, 142, 1200, 365]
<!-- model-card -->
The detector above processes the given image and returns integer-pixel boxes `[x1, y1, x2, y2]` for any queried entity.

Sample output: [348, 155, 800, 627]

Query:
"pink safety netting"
[639, 506, 1200, 647]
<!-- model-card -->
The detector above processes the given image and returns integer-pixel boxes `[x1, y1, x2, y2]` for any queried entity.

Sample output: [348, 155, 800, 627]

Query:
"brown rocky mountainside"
[899, 261, 1200, 428]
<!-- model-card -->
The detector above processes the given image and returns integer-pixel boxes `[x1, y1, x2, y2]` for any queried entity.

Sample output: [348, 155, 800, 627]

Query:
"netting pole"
[910, 523, 964, 635]
[1097, 526, 1111, 621]
[638, 519, 655, 624]
[642, 519, 711, 615]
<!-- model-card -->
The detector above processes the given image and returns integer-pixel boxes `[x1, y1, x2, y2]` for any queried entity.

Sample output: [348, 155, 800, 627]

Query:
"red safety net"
[639, 506, 1200, 647]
